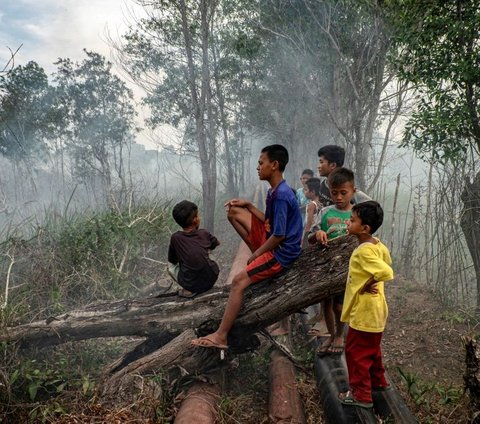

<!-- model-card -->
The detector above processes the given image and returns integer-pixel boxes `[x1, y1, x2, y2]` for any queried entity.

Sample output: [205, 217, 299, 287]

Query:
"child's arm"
[247, 235, 285, 264]
[168, 241, 178, 265]
[208, 233, 220, 249]
[358, 247, 394, 293]
[360, 276, 378, 294]
[303, 202, 316, 242]
[307, 207, 329, 244]
[225, 198, 265, 222]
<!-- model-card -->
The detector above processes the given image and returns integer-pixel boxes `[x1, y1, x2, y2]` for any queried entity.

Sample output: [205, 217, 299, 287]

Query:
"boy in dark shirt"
[168, 200, 220, 298]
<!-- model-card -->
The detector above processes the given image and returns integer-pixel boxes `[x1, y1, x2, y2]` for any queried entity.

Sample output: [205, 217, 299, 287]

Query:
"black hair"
[261, 144, 289, 171]
[302, 169, 314, 177]
[172, 200, 198, 228]
[328, 167, 354, 188]
[305, 177, 321, 197]
[352, 200, 384, 234]
[317, 145, 345, 167]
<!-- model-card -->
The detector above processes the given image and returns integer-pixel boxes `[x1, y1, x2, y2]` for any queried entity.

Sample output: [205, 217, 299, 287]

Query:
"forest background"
[0, 0, 479, 422]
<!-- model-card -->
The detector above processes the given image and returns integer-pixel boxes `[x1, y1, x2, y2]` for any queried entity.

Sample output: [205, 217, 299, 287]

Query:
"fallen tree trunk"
[1, 235, 358, 349]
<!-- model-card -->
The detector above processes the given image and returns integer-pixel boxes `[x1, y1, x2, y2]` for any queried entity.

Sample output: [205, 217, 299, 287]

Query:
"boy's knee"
[231, 271, 251, 291]
[227, 206, 240, 220]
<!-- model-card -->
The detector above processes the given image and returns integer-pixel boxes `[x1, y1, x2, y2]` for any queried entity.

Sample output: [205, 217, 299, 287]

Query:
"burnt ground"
[213, 207, 475, 423]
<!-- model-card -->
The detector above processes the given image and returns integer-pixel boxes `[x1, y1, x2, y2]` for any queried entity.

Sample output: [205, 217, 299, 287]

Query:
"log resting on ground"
[0, 235, 358, 350]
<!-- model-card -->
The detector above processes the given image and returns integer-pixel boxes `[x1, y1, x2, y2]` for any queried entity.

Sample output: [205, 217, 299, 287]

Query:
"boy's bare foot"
[177, 288, 196, 299]
[191, 332, 228, 349]
[327, 336, 344, 354]
[307, 328, 330, 338]
[269, 326, 289, 336]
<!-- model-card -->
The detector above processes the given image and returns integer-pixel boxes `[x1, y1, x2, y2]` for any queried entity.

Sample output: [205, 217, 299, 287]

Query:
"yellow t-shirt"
[341, 239, 394, 333]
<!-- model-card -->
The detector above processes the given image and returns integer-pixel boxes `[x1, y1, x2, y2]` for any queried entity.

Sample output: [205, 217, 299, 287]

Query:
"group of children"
[167, 144, 394, 409]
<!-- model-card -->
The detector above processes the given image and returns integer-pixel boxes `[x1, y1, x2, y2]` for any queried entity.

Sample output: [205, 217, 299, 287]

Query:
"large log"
[1, 235, 358, 349]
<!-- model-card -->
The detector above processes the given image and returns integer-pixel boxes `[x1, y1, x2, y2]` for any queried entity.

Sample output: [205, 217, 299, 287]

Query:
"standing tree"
[238, 0, 398, 190]
[53, 51, 137, 209]
[0, 61, 54, 196]
[387, 1, 480, 310]
[119, 0, 220, 231]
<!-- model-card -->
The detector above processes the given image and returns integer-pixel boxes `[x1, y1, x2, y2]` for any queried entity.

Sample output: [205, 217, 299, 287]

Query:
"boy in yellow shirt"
[338, 200, 394, 409]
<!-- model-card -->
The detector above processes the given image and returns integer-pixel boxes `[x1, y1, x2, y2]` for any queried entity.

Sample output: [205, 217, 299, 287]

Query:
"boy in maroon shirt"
[168, 200, 220, 298]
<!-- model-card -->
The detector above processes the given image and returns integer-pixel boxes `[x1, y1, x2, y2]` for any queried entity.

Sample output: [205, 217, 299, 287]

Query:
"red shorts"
[246, 215, 283, 283]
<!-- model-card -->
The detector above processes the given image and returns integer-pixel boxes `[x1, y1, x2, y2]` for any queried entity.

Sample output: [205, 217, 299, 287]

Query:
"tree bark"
[460, 171, 480, 314]
[0, 235, 358, 349]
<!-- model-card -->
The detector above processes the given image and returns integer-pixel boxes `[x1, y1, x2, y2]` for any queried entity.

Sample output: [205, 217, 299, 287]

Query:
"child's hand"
[224, 198, 249, 211]
[315, 230, 328, 245]
[360, 276, 378, 294]
[247, 252, 258, 265]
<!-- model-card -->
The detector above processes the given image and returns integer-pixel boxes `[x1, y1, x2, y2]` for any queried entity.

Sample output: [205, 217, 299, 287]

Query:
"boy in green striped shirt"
[308, 167, 357, 355]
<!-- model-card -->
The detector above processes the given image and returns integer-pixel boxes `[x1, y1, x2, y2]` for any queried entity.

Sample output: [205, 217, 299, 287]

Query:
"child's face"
[317, 156, 336, 177]
[347, 210, 366, 236]
[300, 174, 311, 187]
[192, 214, 200, 229]
[304, 186, 315, 200]
[330, 182, 355, 210]
[257, 152, 277, 180]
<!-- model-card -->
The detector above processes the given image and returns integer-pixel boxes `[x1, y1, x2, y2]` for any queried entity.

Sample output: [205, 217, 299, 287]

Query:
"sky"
[0, 0, 142, 73]
[0, 0, 172, 150]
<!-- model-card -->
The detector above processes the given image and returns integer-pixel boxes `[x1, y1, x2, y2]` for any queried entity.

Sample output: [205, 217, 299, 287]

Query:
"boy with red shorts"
[192, 144, 303, 349]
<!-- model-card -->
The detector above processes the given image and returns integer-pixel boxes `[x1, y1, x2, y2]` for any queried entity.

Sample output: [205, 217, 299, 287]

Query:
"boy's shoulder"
[355, 239, 389, 254]
[320, 204, 337, 213]
[320, 204, 351, 215]
[272, 180, 296, 200]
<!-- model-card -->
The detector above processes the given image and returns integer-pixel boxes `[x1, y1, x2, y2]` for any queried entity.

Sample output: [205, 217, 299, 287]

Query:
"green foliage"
[387, 0, 480, 162]
[397, 367, 463, 408]
[11, 359, 67, 401]
[0, 203, 171, 320]
[53, 50, 137, 206]
[0, 61, 53, 162]
[29, 401, 66, 423]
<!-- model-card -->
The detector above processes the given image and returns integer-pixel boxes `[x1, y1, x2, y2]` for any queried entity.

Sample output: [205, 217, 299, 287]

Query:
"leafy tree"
[387, 0, 480, 309]
[238, 0, 397, 190]
[117, 0, 262, 228]
[53, 51, 137, 209]
[0, 61, 51, 163]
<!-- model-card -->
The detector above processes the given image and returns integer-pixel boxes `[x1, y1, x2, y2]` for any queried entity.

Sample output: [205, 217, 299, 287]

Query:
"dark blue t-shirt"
[264, 180, 303, 267]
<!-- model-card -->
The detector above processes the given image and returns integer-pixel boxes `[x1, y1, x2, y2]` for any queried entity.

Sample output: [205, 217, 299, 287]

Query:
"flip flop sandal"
[191, 336, 228, 350]
[177, 289, 197, 299]
[338, 391, 373, 408]
[327, 344, 344, 355]
[316, 340, 332, 356]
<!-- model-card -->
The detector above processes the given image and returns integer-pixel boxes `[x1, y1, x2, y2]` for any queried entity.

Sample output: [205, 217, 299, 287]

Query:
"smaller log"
[269, 350, 306, 424]
[464, 336, 480, 422]
[101, 329, 226, 397]
[174, 383, 220, 424]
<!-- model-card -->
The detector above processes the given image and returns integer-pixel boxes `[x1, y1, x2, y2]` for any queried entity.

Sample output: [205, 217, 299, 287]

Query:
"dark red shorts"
[246, 215, 283, 283]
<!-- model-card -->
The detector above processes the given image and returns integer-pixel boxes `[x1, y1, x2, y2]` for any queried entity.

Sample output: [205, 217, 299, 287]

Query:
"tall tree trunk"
[179, 0, 217, 232]
[460, 171, 480, 314]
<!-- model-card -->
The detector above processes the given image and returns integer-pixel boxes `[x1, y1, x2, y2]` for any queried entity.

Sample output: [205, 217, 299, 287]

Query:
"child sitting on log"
[168, 200, 220, 298]
[191, 144, 303, 349]
[338, 200, 394, 409]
